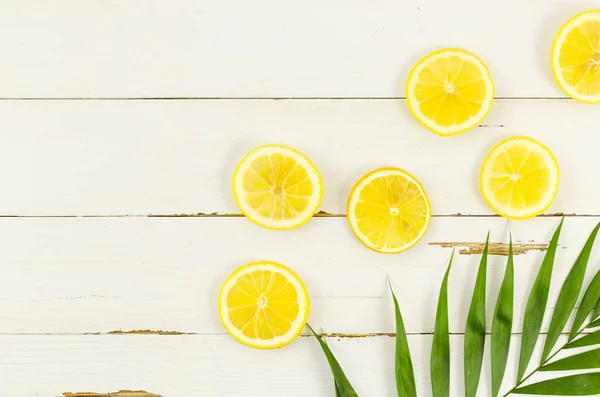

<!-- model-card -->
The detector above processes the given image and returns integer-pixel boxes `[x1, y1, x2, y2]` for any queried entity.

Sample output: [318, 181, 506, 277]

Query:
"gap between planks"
[2, 331, 585, 338]
[0, 212, 580, 256]
[0, 96, 572, 101]
[0, 212, 589, 218]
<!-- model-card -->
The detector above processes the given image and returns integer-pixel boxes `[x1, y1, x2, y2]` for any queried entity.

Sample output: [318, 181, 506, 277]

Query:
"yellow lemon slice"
[219, 261, 310, 349]
[552, 11, 600, 103]
[347, 168, 432, 254]
[406, 48, 494, 136]
[233, 145, 323, 230]
[480, 137, 560, 219]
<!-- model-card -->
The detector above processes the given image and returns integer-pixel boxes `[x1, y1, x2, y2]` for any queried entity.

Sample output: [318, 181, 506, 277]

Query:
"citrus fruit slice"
[552, 11, 600, 103]
[219, 261, 310, 349]
[232, 145, 323, 230]
[347, 168, 432, 254]
[406, 48, 494, 136]
[480, 137, 560, 219]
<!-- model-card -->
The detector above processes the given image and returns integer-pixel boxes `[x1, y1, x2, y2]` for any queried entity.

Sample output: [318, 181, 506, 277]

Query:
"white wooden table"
[1, 1, 599, 396]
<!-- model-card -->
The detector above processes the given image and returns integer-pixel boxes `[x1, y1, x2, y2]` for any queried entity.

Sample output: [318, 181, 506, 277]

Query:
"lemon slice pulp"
[347, 168, 432, 254]
[407, 48, 494, 136]
[480, 137, 560, 219]
[219, 261, 309, 349]
[233, 145, 323, 230]
[552, 10, 600, 103]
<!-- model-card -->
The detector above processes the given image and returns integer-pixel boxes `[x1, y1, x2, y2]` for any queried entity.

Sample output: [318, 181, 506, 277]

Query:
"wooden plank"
[0, 99, 597, 215]
[0, 333, 572, 397]
[1, 216, 598, 334]
[0, 1, 582, 98]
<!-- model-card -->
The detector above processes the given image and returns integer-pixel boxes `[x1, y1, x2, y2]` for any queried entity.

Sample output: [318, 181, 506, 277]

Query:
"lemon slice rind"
[232, 145, 323, 230]
[407, 48, 495, 136]
[480, 137, 560, 220]
[347, 167, 432, 254]
[551, 10, 600, 104]
[218, 261, 310, 349]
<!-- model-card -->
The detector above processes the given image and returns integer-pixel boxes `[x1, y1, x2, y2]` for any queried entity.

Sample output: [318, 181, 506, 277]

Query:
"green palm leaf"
[431, 251, 453, 397]
[464, 234, 489, 397]
[517, 219, 563, 380]
[513, 373, 600, 395]
[491, 236, 514, 397]
[588, 317, 600, 328]
[541, 223, 600, 362]
[540, 348, 600, 371]
[307, 324, 358, 397]
[389, 281, 417, 397]
[592, 299, 600, 321]
[502, 222, 600, 396]
[570, 262, 600, 340]
[566, 329, 600, 349]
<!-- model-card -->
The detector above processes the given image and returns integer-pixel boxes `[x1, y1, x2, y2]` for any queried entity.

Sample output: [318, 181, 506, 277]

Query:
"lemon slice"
[552, 11, 600, 103]
[219, 261, 310, 349]
[480, 137, 560, 219]
[406, 48, 494, 136]
[347, 168, 432, 254]
[233, 145, 323, 230]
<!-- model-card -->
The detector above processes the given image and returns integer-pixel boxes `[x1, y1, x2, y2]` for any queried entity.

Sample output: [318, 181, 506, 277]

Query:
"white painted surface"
[2, 215, 600, 396]
[0, 0, 585, 98]
[0, 335, 446, 397]
[0, 100, 598, 216]
[0, 334, 585, 397]
[2, 1, 599, 396]
[0, 216, 596, 335]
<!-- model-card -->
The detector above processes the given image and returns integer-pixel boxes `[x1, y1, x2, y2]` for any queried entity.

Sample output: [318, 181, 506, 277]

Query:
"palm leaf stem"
[502, 325, 590, 396]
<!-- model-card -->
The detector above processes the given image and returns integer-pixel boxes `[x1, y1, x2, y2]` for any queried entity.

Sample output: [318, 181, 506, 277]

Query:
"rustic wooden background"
[1, 1, 599, 396]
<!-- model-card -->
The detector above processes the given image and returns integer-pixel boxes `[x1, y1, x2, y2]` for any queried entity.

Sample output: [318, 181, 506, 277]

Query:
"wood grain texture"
[0, 334, 578, 397]
[0, 216, 598, 335]
[0, 99, 597, 216]
[0, 0, 582, 98]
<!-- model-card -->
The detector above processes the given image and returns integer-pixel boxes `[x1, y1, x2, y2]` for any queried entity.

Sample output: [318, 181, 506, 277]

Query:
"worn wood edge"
[428, 241, 550, 255]
[106, 330, 192, 336]
[62, 391, 161, 397]
[65, 330, 589, 338]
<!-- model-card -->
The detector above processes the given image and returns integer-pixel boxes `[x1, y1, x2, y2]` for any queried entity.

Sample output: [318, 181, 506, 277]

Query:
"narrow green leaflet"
[517, 220, 563, 380]
[570, 261, 600, 340]
[464, 234, 489, 397]
[307, 324, 358, 397]
[513, 373, 600, 395]
[541, 223, 600, 363]
[389, 281, 417, 397]
[565, 329, 600, 349]
[431, 252, 453, 397]
[491, 236, 514, 397]
[589, 317, 600, 328]
[593, 298, 600, 321]
[540, 348, 600, 371]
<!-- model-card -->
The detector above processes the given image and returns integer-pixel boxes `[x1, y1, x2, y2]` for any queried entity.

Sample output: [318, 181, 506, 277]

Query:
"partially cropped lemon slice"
[219, 261, 310, 349]
[347, 168, 431, 254]
[552, 11, 600, 103]
[233, 145, 323, 230]
[480, 137, 560, 219]
[407, 48, 494, 136]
